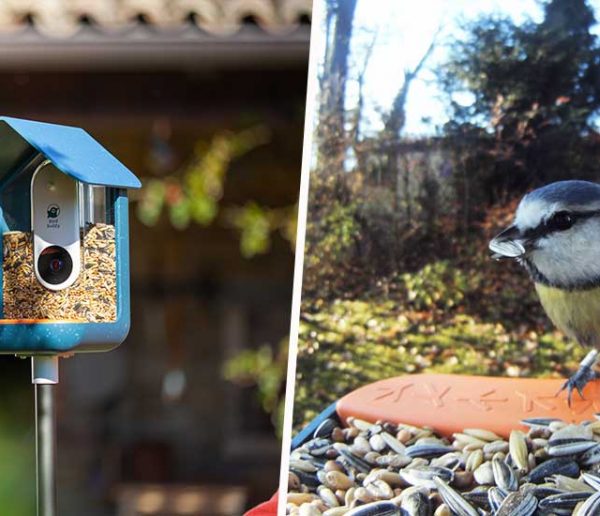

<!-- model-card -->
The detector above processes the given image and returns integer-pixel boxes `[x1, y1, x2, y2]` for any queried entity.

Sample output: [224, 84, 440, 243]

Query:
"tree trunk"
[317, 0, 358, 172]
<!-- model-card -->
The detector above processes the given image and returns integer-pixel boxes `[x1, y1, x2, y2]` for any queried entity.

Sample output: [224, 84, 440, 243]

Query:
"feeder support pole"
[32, 356, 59, 516]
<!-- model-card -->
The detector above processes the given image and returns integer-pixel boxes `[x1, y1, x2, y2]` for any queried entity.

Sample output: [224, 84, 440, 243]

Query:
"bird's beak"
[489, 225, 529, 260]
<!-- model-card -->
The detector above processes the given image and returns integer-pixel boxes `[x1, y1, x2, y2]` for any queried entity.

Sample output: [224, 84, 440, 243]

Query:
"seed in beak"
[489, 225, 527, 259]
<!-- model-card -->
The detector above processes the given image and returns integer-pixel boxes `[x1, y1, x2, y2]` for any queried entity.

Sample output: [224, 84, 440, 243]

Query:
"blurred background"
[0, 1, 311, 514]
[295, 0, 600, 430]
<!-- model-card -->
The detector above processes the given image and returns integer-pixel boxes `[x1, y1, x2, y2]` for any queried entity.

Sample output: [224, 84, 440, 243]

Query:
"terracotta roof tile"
[0, 0, 312, 37]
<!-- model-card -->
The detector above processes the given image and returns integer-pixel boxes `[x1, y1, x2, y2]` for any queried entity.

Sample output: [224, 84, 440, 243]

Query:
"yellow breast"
[535, 283, 600, 346]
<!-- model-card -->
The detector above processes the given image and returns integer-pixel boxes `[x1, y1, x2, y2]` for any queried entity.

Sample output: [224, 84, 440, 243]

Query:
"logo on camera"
[46, 204, 61, 229]
[47, 204, 60, 219]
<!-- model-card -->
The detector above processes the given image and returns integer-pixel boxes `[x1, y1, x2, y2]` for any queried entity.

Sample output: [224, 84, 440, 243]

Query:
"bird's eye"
[548, 211, 574, 231]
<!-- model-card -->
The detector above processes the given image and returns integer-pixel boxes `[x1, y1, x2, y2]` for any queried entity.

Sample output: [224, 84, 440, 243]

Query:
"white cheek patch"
[531, 218, 600, 286]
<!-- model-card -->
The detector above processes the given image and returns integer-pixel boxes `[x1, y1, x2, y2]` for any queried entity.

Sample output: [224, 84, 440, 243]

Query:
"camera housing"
[31, 161, 81, 290]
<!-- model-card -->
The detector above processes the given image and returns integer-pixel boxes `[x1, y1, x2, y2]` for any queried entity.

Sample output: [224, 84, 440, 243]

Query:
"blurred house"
[0, 1, 310, 514]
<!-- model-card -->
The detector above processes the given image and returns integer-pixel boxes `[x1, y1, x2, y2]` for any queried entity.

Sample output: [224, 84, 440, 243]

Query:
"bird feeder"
[0, 116, 140, 355]
[0, 116, 140, 516]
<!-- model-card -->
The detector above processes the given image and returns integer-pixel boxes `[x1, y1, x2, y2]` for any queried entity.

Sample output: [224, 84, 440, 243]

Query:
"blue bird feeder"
[0, 116, 140, 356]
[0, 116, 140, 515]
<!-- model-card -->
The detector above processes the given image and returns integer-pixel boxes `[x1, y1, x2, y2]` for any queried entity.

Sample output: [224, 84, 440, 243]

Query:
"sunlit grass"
[294, 296, 586, 431]
[0, 362, 36, 515]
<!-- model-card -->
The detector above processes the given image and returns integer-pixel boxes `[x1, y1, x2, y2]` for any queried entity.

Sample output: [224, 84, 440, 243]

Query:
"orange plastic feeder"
[337, 373, 600, 436]
[292, 374, 600, 448]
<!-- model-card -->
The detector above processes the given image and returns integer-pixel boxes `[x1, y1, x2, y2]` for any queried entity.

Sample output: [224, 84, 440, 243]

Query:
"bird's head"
[489, 180, 600, 288]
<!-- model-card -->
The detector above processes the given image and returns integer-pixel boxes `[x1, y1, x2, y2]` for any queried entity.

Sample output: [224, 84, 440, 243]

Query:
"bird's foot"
[558, 349, 600, 406]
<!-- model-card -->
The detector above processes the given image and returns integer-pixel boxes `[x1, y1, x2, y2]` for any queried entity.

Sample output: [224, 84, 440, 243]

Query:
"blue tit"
[489, 180, 600, 404]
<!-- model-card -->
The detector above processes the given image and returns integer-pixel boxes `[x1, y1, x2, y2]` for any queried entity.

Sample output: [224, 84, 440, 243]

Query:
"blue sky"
[314, 0, 600, 136]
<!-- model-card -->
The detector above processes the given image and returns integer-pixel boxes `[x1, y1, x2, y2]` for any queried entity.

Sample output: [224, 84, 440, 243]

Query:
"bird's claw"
[558, 365, 598, 406]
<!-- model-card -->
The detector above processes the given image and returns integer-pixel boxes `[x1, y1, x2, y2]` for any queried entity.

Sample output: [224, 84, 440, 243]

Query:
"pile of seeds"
[287, 416, 600, 515]
[2, 223, 117, 322]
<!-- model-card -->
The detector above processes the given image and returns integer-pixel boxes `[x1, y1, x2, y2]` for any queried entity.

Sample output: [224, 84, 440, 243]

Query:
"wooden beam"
[0, 25, 310, 71]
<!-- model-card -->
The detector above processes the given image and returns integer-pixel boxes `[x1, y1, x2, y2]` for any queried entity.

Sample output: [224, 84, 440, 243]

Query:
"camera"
[31, 160, 81, 291]
[37, 246, 73, 285]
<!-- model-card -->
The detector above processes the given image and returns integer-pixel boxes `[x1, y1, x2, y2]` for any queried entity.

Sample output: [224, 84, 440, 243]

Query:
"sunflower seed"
[288, 416, 600, 516]
[433, 477, 479, 516]
[400, 466, 454, 490]
[344, 501, 401, 516]
[380, 432, 406, 454]
[406, 444, 456, 459]
[538, 491, 592, 511]
[400, 490, 432, 516]
[487, 486, 507, 512]
[581, 444, 600, 466]
[527, 458, 579, 483]
[548, 439, 597, 457]
[492, 458, 518, 491]
[306, 438, 333, 456]
[473, 461, 494, 485]
[577, 491, 600, 516]
[496, 490, 537, 516]
[315, 419, 338, 439]
[521, 417, 562, 429]
[581, 472, 600, 491]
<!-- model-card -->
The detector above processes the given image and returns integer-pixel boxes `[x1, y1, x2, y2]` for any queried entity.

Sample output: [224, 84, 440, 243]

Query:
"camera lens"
[38, 246, 73, 285]
[50, 258, 63, 273]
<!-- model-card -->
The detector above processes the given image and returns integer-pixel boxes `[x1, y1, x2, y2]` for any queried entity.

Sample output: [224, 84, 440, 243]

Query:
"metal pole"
[36, 383, 56, 516]
[32, 356, 59, 516]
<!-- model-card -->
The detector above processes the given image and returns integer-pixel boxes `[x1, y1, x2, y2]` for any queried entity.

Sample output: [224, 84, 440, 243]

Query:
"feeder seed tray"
[2, 223, 117, 322]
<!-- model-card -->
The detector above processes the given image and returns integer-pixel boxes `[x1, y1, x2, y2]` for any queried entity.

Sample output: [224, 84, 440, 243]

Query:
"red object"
[245, 492, 278, 516]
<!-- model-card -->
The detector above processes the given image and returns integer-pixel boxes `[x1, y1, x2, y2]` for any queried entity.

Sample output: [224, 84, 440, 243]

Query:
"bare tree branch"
[351, 29, 378, 145]
[386, 25, 442, 137]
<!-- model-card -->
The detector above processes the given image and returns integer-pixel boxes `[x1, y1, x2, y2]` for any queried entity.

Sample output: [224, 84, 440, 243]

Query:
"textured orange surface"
[336, 374, 600, 437]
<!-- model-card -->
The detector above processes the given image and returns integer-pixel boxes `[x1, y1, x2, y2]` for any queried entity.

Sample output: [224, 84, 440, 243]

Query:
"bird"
[489, 180, 600, 405]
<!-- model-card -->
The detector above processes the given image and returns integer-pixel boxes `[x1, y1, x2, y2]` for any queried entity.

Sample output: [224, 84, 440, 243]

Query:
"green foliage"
[440, 0, 600, 197]
[136, 179, 167, 227]
[138, 126, 270, 228]
[136, 126, 296, 256]
[0, 423, 34, 516]
[223, 339, 288, 437]
[137, 127, 298, 442]
[227, 202, 298, 258]
[137, 127, 297, 442]
[0, 380, 35, 516]
[400, 261, 476, 311]
[305, 200, 361, 273]
[354, 187, 400, 273]
[227, 203, 272, 258]
[294, 295, 585, 431]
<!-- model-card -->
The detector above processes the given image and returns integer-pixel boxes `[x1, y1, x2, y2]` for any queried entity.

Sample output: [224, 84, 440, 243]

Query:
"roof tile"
[0, 0, 312, 37]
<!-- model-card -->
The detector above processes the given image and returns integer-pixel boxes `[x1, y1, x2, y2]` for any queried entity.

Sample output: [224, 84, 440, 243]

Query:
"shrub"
[400, 260, 477, 311]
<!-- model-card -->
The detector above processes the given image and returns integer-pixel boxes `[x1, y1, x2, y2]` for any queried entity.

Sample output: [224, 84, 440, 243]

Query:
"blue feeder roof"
[0, 116, 141, 189]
